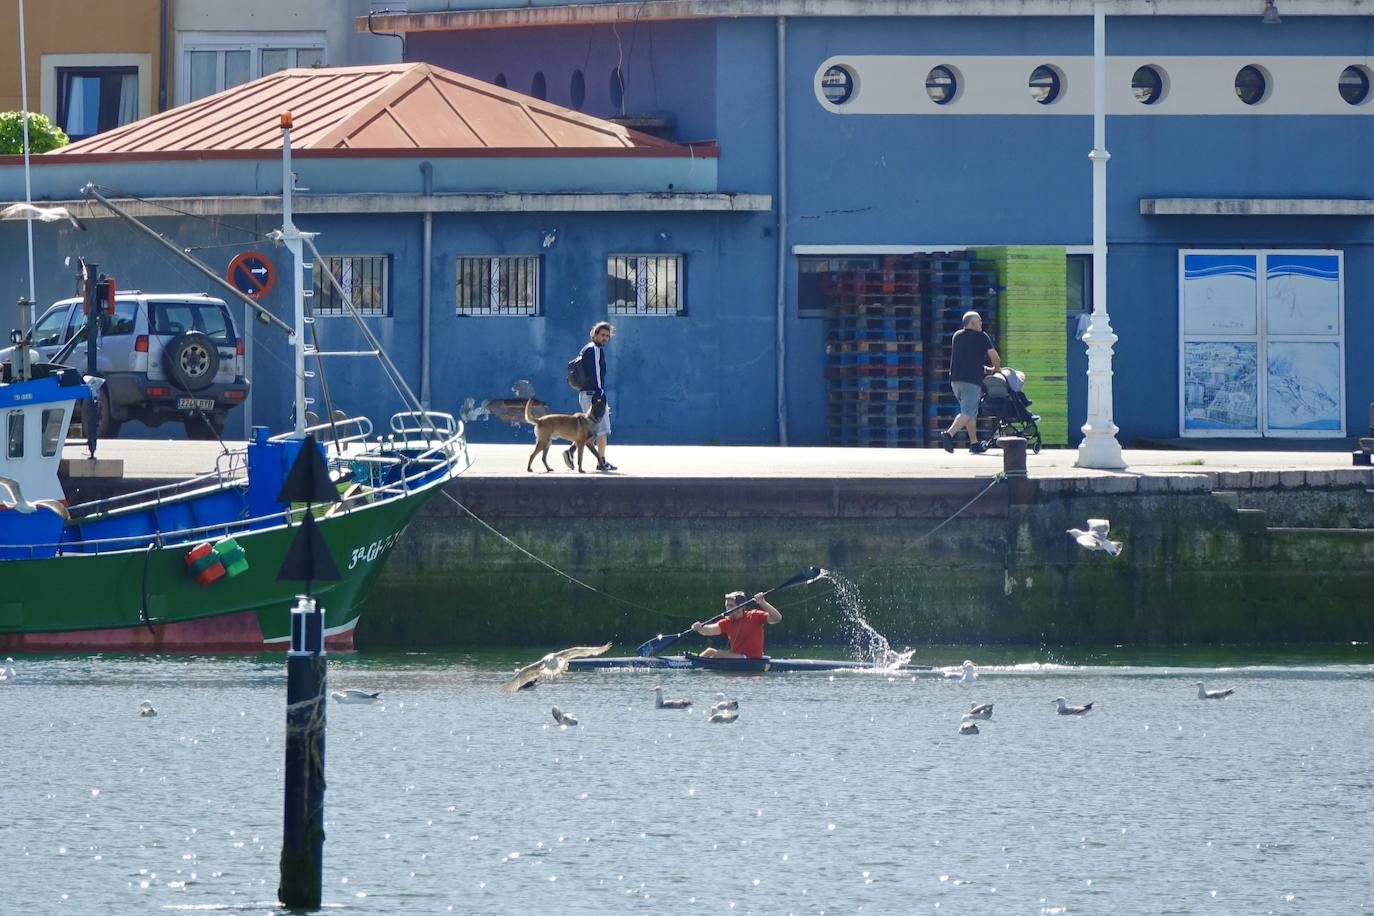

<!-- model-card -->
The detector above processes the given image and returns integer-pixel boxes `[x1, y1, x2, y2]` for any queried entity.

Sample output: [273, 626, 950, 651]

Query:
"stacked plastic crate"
[823, 260, 924, 447]
[920, 252, 999, 447]
[972, 246, 1068, 446]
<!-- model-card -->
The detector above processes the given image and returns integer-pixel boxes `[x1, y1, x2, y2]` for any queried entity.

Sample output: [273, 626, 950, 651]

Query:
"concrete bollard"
[279, 596, 327, 911]
[998, 436, 1033, 504]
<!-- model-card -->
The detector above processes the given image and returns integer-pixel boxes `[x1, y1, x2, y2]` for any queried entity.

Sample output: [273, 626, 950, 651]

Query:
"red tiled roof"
[50, 62, 682, 156]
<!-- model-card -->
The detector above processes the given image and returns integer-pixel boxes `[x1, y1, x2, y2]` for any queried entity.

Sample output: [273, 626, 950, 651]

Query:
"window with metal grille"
[312, 255, 390, 317]
[607, 254, 684, 316]
[455, 256, 541, 316]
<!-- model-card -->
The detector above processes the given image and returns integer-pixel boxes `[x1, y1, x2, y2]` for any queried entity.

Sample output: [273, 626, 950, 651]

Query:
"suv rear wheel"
[96, 387, 122, 438]
[164, 331, 219, 391]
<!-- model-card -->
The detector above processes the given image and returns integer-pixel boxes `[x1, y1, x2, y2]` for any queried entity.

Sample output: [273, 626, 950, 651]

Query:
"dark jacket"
[578, 342, 606, 397]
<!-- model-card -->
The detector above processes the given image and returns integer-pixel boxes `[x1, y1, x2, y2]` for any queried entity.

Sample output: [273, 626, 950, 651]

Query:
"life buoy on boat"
[185, 542, 226, 586]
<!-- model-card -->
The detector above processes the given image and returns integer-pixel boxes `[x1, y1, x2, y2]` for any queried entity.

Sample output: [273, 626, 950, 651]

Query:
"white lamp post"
[1076, 0, 1127, 469]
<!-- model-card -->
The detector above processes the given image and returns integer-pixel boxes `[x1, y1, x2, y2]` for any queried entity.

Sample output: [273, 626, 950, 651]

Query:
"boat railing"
[270, 415, 374, 448]
[66, 463, 249, 521]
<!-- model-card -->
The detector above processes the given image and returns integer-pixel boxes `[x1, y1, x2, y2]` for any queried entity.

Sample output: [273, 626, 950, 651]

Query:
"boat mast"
[280, 112, 311, 439]
[15, 0, 35, 381]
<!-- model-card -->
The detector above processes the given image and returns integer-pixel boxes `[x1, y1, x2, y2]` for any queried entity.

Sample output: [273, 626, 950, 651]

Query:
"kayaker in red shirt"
[691, 590, 782, 659]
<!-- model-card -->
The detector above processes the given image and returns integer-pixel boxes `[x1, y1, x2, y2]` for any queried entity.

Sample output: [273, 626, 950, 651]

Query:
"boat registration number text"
[177, 397, 216, 411]
[348, 531, 403, 569]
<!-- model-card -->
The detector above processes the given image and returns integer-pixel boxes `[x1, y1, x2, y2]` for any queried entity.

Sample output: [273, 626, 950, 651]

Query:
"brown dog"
[525, 397, 606, 472]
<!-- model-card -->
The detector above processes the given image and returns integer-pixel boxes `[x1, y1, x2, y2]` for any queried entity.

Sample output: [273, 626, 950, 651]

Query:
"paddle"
[635, 566, 824, 657]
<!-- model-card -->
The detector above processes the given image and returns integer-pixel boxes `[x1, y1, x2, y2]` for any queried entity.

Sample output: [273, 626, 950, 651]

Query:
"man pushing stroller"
[940, 310, 1001, 453]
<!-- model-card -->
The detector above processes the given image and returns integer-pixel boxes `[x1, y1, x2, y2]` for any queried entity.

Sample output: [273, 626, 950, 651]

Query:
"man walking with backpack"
[566, 321, 616, 472]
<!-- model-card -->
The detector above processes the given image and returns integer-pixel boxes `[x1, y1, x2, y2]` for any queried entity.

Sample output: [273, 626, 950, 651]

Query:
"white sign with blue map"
[1180, 250, 1343, 437]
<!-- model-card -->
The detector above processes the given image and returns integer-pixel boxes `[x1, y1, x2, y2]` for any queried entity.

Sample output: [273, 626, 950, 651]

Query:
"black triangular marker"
[277, 511, 342, 583]
[277, 434, 340, 504]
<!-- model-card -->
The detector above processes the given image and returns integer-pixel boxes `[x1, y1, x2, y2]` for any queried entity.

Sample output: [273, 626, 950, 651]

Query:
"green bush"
[0, 112, 70, 154]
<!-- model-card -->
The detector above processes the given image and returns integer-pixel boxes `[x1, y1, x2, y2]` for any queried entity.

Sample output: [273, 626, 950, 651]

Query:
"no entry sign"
[227, 251, 276, 301]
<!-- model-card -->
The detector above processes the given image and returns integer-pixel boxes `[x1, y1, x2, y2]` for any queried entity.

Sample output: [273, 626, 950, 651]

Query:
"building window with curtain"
[57, 67, 138, 140]
[181, 35, 325, 103]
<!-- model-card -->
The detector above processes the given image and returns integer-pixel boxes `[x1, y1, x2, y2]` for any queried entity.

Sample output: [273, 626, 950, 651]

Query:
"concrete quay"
[61, 439, 1374, 649]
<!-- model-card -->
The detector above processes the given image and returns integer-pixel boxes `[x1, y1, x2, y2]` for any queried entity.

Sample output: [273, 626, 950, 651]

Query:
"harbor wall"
[360, 471, 1374, 648]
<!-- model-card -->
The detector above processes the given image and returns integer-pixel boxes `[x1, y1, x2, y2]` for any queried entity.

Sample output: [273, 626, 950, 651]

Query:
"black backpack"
[567, 351, 590, 391]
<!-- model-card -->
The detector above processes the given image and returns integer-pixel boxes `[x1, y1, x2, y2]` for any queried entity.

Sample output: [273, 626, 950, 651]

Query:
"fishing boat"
[0, 115, 470, 653]
[568, 653, 934, 673]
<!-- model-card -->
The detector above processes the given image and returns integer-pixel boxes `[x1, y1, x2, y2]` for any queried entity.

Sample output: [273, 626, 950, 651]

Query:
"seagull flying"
[958, 720, 980, 735]
[1052, 697, 1094, 716]
[654, 686, 692, 710]
[0, 202, 86, 231]
[551, 705, 578, 727]
[1195, 682, 1235, 700]
[944, 660, 978, 683]
[139, 701, 158, 718]
[330, 689, 381, 704]
[965, 702, 994, 720]
[499, 642, 613, 695]
[707, 708, 738, 724]
[0, 476, 70, 520]
[1067, 519, 1122, 556]
[0, 657, 13, 683]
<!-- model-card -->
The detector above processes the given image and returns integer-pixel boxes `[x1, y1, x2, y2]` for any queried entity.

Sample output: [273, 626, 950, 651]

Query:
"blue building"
[382, 0, 1373, 444]
[3, 1, 1371, 447]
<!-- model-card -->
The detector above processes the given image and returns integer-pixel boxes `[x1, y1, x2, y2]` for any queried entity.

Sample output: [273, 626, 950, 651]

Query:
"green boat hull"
[0, 485, 436, 653]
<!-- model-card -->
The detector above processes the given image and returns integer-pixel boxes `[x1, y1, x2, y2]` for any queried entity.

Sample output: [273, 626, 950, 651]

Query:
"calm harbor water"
[2, 647, 1372, 915]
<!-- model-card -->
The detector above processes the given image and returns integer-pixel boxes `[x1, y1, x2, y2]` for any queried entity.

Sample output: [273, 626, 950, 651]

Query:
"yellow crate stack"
[976, 246, 1069, 446]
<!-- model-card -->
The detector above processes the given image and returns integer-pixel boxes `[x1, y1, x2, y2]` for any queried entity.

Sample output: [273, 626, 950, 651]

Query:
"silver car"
[30, 292, 250, 438]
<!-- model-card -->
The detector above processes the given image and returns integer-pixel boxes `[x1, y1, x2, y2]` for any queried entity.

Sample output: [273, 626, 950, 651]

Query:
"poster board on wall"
[1179, 250, 1344, 438]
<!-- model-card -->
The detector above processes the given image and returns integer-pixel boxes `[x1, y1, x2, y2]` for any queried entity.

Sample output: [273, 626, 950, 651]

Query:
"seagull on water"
[944, 660, 977, 683]
[0, 202, 86, 231]
[0, 476, 70, 520]
[707, 708, 738, 724]
[711, 692, 739, 711]
[1052, 697, 1094, 716]
[0, 657, 14, 683]
[331, 689, 381, 704]
[1195, 682, 1235, 700]
[654, 686, 692, 710]
[1067, 519, 1122, 557]
[958, 720, 980, 735]
[965, 702, 994, 720]
[551, 706, 578, 727]
[499, 642, 613, 695]
[139, 701, 158, 718]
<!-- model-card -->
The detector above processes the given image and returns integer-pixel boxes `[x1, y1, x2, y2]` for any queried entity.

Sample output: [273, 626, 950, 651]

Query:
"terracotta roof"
[49, 62, 683, 156]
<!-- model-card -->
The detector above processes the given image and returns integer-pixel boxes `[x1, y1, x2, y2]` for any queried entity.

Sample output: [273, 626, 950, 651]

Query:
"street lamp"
[1075, 0, 1127, 469]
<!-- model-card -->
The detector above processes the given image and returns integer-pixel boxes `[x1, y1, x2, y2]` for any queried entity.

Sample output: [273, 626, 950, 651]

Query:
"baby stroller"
[969, 368, 1041, 454]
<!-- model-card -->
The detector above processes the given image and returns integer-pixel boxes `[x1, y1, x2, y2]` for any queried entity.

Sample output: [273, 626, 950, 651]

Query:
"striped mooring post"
[278, 595, 327, 909]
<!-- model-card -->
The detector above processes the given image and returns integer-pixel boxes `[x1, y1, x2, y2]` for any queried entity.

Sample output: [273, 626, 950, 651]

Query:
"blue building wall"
[2, 9, 1369, 446]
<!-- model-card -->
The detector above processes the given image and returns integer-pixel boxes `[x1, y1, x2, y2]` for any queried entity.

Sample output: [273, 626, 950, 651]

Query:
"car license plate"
[177, 397, 216, 411]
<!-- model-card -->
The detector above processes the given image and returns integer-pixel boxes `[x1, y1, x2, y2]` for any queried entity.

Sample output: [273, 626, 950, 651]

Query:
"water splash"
[825, 570, 915, 670]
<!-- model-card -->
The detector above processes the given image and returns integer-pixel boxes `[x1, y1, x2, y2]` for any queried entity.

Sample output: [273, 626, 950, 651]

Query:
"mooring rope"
[438, 472, 1006, 623]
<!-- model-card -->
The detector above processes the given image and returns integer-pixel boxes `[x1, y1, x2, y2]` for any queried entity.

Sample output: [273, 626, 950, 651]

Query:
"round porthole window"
[1234, 65, 1268, 105]
[1339, 65, 1371, 105]
[570, 69, 586, 110]
[531, 71, 547, 100]
[925, 65, 959, 105]
[1131, 65, 1165, 105]
[494, 73, 507, 89]
[609, 66, 625, 108]
[821, 65, 856, 105]
[1028, 65, 1063, 105]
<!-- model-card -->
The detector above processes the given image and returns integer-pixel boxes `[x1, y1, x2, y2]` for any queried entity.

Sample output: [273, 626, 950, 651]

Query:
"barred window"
[312, 255, 390, 317]
[607, 254, 684, 316]
[455, 255, 541, 316]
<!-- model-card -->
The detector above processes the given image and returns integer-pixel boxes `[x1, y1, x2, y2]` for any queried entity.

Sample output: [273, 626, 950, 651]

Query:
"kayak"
[568, 653, 934, 673]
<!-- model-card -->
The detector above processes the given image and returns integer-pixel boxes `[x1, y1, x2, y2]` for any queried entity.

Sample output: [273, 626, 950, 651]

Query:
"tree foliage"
[0, 112, 70, 154]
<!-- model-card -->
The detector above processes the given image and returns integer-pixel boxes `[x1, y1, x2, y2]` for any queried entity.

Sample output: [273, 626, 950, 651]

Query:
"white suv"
[31, 292, 249, 437]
